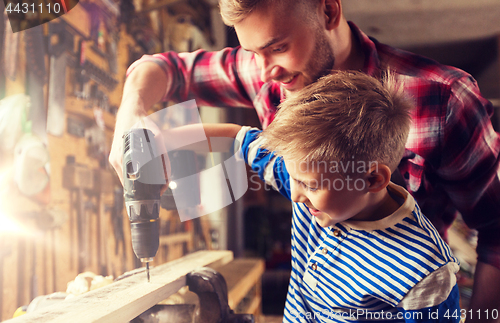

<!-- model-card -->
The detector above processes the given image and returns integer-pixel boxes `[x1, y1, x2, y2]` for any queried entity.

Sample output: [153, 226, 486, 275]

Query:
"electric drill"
[122, 128, 165, 282]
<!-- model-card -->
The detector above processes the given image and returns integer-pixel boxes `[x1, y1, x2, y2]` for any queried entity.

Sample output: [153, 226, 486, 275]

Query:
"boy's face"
[234, 1, 335, 94]
[284, 158, 372, 227]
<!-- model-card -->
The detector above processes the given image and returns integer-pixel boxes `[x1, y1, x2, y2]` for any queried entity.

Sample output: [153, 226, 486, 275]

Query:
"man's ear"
[322, 0, 342, 30]
[366, 164, 392, 193]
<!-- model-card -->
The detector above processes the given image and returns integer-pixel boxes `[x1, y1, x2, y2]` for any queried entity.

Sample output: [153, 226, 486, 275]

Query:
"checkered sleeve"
[438, 75, 500, 268]
[126, 47, 263, 109]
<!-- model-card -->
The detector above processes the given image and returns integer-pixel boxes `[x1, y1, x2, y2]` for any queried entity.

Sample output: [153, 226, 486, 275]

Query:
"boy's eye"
[299, 181, 317, 192]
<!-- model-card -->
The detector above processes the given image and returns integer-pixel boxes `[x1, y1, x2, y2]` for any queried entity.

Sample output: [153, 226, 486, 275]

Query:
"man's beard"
[283, 28, 335, 98]
[305, 29, 335, 86]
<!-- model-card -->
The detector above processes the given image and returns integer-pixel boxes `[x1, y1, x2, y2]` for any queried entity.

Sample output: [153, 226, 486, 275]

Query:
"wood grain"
[211, 258, 264, 311]
[5, 251, 233, 323]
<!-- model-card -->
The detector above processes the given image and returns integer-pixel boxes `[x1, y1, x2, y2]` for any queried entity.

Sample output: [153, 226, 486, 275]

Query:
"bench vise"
[132, 267, 254, 323]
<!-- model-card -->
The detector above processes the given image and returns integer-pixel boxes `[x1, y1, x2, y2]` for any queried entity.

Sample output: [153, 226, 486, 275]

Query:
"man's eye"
[272, 45, 286, 53]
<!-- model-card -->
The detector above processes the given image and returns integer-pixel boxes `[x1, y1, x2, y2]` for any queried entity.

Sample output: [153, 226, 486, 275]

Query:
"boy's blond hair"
[260, 71, 413, 173]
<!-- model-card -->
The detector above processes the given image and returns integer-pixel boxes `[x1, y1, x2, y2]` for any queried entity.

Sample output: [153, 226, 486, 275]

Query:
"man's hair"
[219, 0, 310, 26]
[260, 70, 413, 173]
[219, 0, 261, 26]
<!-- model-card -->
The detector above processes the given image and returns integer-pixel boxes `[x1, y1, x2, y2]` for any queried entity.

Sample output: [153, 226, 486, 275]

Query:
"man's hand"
[108, 61, 170, 185]
[109, 116, 167, 186]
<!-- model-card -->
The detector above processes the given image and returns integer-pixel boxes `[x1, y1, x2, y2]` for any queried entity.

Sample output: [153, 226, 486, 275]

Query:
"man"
[109, 0, 500, 321]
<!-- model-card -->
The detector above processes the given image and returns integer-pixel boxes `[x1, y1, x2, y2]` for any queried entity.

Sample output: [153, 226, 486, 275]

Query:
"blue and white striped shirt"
[236, 127, 461, 323]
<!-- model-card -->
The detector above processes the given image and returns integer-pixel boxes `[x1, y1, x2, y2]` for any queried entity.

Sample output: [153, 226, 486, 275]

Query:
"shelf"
[65, 96, 116, 132]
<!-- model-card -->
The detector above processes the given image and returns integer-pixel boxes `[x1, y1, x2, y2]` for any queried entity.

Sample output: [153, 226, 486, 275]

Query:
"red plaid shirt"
[128, 22, 500, 268]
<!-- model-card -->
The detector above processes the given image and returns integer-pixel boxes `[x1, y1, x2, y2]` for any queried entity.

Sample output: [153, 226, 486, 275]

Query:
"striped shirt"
[236, 127, 461, 322]
[127, 21, 500, 269]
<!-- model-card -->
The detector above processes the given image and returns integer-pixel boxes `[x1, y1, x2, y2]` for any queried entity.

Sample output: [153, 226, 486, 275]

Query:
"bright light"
[169, 181, 178, 190]
[0, 211, 24, 234]
[0, 169, 27, 235]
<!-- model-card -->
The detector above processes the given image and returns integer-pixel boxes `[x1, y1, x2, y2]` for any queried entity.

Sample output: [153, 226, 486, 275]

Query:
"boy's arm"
[397, 285, 461, 323]
[234, 127, 292, 200]
[162, 124, 292, 200]
[202, 124, 243, 144]
[162, 123, 242, 153]
[396, 263, 461, 323]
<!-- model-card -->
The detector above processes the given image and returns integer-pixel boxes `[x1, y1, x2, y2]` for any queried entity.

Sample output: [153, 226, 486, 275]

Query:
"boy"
[197, 71, 460, 322]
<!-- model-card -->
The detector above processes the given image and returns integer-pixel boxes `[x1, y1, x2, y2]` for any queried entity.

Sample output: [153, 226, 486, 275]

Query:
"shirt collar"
[347, 21, 381, 77]
[341, 182, 416, 231]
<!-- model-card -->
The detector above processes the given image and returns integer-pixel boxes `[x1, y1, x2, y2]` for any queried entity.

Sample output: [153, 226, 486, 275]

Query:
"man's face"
[284, 158, 371, 227]
[234, 2, 335, 94]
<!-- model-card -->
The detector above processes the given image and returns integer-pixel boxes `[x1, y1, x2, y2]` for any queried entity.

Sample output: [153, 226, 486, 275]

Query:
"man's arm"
[436, 76, 500, 322]
[109, 62, 170, 185]
[468, 261, 500, 323]
[108, 48, 261, 184]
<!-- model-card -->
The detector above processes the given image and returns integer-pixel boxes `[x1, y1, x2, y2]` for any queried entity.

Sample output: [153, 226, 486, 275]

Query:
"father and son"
[109, 0, 500, 322]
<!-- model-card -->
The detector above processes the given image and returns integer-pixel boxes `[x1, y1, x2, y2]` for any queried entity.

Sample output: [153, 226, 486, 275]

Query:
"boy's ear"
[366, 164, 392, 193]
[322, 0, 342, 30]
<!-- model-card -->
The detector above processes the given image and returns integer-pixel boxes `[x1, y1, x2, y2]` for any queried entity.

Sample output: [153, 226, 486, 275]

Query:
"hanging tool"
[63, 157, 94, 272]
[47, 22, 73, 137]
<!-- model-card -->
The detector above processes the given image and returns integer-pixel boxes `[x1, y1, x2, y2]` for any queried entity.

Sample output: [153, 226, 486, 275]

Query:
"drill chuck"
[123, 128, 164, 261]
[127, 200, 160, 261]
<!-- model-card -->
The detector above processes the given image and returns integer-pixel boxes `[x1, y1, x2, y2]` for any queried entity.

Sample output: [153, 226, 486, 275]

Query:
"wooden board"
[5, 251, 233, 323]
[211, 258, 265, 310]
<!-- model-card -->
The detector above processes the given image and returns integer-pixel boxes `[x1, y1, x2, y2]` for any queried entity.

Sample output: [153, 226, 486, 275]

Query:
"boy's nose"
[290, 186, 308, 204]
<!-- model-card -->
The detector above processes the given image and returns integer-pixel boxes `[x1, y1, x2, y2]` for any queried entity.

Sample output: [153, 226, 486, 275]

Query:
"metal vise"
[131, 267, 254, 323]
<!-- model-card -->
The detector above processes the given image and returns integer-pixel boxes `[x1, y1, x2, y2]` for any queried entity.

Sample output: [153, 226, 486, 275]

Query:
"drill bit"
[146, 262, 150, 282]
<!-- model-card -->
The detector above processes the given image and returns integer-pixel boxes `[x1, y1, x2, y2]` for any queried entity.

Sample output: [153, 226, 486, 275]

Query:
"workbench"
[4, 251, 266, 323]
[211, 258, 265, 317]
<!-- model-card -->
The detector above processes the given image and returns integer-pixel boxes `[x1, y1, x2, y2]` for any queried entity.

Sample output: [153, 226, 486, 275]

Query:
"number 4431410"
[5, 2, 62, 14]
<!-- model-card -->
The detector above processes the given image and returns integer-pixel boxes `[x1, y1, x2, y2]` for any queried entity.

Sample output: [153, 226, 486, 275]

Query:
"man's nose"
[258, 56, 278, 83]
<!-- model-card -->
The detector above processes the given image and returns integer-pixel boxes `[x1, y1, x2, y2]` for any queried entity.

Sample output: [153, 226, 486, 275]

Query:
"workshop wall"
[0, 0, 219, 320]
[0, 7, 133, 320]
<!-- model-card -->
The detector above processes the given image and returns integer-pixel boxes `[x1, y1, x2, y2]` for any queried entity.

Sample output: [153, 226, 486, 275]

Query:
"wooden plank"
[5, 250, 233, 323]
[246, 295, 262, 316]
[210, 258, 265, 309]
